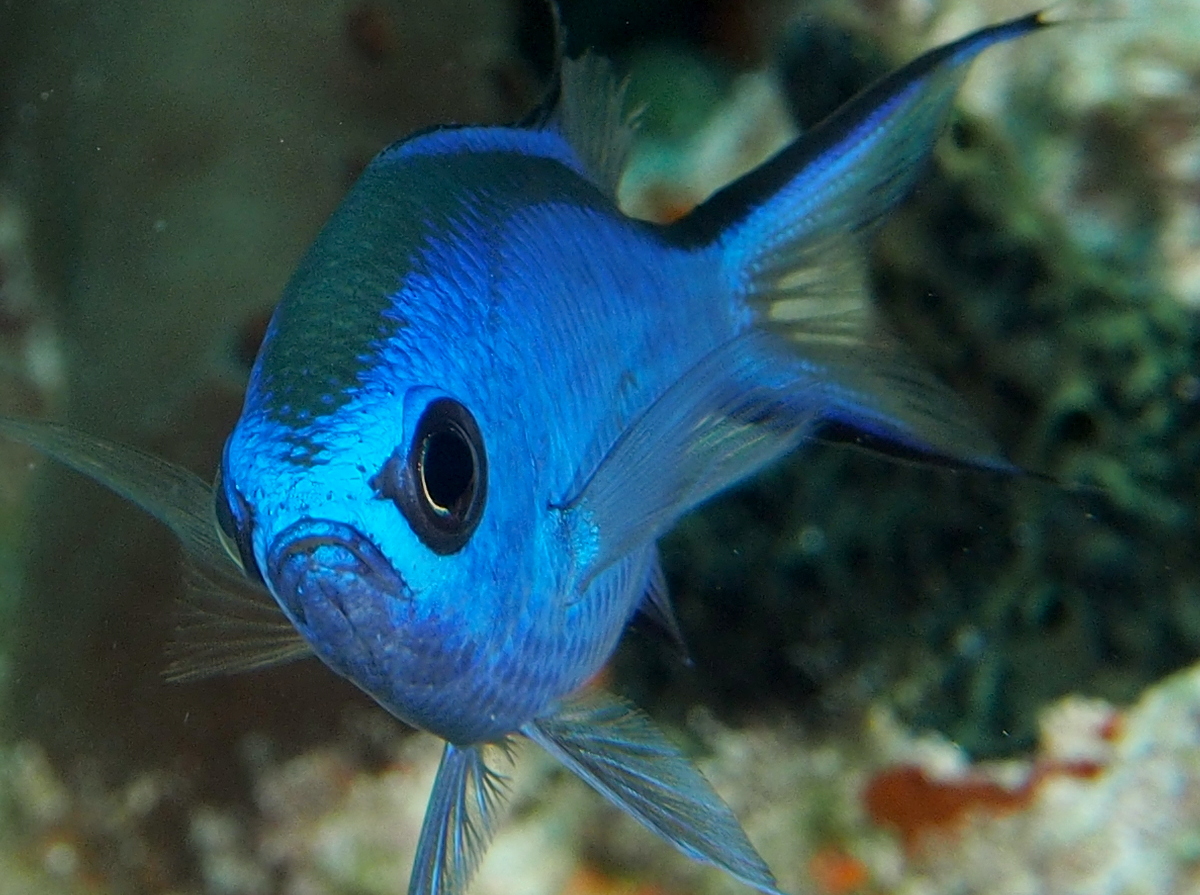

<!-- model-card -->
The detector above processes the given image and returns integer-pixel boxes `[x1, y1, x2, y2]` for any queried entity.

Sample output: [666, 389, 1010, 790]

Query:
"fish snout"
[267, 519, 408, 634]
[266, 518, 486, 736]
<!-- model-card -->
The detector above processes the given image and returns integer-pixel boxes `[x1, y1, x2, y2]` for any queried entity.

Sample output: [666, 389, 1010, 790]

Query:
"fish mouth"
[266, 518, 408, 631]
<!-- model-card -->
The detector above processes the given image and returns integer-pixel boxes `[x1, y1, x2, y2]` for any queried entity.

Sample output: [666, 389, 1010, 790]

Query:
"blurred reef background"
[1, 0, 1199, 892]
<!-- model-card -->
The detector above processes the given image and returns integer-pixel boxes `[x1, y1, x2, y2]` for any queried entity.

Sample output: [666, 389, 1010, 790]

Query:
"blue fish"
[1, 9, 1056, 895]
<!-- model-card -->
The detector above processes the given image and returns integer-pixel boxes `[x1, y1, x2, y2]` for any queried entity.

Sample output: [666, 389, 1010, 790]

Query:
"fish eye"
[373, 397, 487, 555]
[213, 468, 266, 585]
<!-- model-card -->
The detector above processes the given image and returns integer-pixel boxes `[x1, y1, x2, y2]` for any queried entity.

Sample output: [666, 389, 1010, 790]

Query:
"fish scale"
[483, 201, 724, 495]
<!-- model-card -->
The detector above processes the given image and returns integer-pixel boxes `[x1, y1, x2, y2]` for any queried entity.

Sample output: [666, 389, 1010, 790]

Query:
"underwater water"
[0, 0, 1198, 893]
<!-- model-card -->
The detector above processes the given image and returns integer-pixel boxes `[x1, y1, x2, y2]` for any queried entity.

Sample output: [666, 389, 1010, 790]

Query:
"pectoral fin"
[0, 416, 231, 571]
[0, 416, 310, 680]
[560, 330, 814, 580]
[165, 556, 311, 681]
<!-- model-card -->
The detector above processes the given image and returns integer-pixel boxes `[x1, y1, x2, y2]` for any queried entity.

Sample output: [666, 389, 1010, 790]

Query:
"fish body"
[0, 10, 1057, 895]
[226, 131, 722, 744]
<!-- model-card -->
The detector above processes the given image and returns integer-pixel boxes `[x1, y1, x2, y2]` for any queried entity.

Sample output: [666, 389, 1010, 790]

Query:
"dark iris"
[214, 468, 265, 585]
[372, 397, 487, 555]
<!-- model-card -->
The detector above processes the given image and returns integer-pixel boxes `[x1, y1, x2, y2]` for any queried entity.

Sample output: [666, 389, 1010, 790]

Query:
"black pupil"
[420, 428, 474, 515]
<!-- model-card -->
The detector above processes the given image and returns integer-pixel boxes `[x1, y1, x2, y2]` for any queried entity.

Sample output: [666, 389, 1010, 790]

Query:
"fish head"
[215, 332, 546, 741]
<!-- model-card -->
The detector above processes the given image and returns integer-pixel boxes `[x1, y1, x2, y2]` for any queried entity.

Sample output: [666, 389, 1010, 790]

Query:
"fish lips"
[267, 518, 409, 670]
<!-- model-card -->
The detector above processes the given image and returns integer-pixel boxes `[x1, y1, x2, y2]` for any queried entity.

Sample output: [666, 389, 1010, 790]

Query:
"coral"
[862, 666, 1200, 894]
[0, 666, 1198, 894]
[0, 739, 189, 893]
[806, 846, 870, 895]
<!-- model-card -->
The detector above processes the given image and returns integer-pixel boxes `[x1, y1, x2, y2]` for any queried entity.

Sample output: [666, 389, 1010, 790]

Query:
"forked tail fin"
[676, 12, 1050, 472]
[559, 16, 1048, 582]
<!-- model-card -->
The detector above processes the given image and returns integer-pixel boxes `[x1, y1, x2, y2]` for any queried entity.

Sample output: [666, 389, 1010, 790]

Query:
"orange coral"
[561, 866, 678, 895]
[808, 845, 870, 895]
[864, 761, 1103, 852]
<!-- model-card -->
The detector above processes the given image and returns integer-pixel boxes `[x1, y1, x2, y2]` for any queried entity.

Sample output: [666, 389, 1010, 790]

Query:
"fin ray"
[555, 54, 637, 199]
[637, 553, 690, 661]
[408, 742, 512, 895]
[165, 557, 311, 682]
[523, 691, 782, 895]
[562, 14, 1048, 579]
[564, 321, 1012, 582]
[0, 416, 234, 572]
[679, 11, 1051, 264]
[0, 417, 304, 681]
[704, 11, 1051, 480]
[562, 331, 811, 579]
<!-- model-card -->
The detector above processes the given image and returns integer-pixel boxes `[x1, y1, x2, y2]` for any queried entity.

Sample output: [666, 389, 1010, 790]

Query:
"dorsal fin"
[518, 1, 636, 200]
[554, 54, 637, 199]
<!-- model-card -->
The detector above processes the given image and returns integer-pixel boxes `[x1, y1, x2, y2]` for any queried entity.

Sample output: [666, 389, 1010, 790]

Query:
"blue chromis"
[0, 8, 1059, 895]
